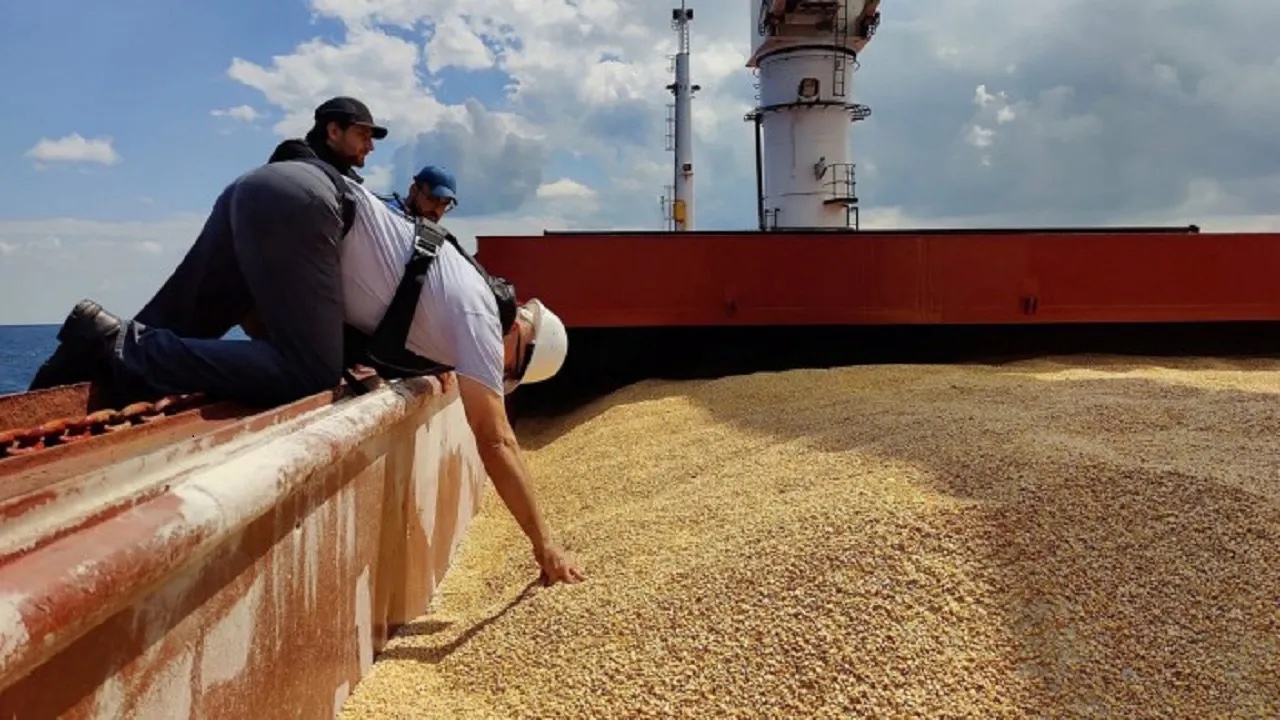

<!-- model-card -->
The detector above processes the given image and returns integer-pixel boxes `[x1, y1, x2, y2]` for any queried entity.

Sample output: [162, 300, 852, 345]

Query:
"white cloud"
[965, 125, 994, 148]
[24, 133, 120, 166]
[424, 14, 494, 72]
[27, 236, 60, 251]
[16, 0, 1280, 242]
[536, 178, 595, 199]
[211, 104, 263, 121]
[7, 0, 1280, 326]
[219, 0, 761, 232]
[226, 27, 461, 140]
[973, 84, 1005, 108]
[361, 164, 395, 193]
[0, 216, 202, 248]
[0, 215, 206, 324]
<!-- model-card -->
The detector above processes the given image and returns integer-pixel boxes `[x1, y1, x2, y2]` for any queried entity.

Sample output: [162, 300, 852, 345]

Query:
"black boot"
[27, 299, 123, 392]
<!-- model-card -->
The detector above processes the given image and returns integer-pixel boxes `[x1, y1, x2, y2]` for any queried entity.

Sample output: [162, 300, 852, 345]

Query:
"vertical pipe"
[754, 114, 765, 231]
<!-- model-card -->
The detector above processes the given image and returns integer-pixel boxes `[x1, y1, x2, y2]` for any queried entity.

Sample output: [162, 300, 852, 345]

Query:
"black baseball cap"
[313, 96, 388, 139]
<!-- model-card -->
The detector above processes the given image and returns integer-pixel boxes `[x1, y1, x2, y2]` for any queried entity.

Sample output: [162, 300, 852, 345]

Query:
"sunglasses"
[503, 304, 540, 395]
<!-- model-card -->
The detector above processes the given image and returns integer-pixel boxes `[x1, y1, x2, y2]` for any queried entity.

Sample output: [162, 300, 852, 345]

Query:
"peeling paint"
[0, 378, 488, 718]
[304, 507, 321, 611]
[342, 485, 356, 567]
[132, 561, 204, 651]
[0, 593, 29, 670]
[356, 565, 372, 677]
[270, 511, 286, 652]
[91, 675, 124, 720]
[333, 680, 350, 718]
[132, 649, 193, 720]
[199, 575, 263, 691]
[414, 419, 445, 552]
[0, 393, 335, 567]
[165, 390, 416, 545]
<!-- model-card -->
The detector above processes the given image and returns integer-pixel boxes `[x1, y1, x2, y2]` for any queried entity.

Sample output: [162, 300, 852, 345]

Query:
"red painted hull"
[476, 229, 1280, 327]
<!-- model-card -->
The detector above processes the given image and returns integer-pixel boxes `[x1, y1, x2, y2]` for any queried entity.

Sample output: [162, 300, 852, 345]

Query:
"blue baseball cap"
[412, 165, 457, 202]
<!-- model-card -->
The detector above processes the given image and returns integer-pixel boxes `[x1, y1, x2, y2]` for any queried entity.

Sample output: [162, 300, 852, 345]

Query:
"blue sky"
[1, 0, 325, 221]
[1, 0, 1277, 325]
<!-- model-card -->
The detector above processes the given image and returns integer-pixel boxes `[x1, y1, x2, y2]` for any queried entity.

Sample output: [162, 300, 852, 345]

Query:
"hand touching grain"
[537, 543, 585, 586]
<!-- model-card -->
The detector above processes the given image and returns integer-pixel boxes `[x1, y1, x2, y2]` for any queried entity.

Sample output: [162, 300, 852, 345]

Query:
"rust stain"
[0, 402, 235, 489]
[430, 448, 467, 592]
[0, 373, 403, 520]
[0, 367, 394, 472]
[0, 465, 372, 719]
[0, 392, 213, 463]
[0, 383, 94, 433]
[0, 490, 57, 523]
[0, 483, 173, 567]
[0, 386, 386, 568]
[0, 492, 210, 684]
[0, 372, 470, 719]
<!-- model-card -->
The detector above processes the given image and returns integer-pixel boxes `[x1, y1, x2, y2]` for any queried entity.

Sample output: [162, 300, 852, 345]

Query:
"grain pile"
[339, 356, 1280, 719]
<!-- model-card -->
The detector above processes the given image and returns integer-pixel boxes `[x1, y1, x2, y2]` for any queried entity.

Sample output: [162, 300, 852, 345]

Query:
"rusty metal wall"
[474, 229, 1280, 327]
[0, 376, 487, 719]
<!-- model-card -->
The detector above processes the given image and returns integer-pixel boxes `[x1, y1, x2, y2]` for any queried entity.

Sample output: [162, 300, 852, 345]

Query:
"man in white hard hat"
[334, 171, 582, 586]
[31, 152, 581, 585]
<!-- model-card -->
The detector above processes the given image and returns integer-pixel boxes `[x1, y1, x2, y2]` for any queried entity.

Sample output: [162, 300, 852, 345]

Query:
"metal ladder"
[757, 0, 773, 36]
[664, 103, 676, 152]
[832, 0, 849, 98]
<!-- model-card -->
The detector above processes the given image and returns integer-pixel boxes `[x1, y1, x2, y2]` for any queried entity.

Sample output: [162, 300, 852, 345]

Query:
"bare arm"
[456, 375, 583, 582]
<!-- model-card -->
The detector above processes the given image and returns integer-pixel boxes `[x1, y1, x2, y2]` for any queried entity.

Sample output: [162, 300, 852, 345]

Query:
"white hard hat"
[505, 298, 568, 394]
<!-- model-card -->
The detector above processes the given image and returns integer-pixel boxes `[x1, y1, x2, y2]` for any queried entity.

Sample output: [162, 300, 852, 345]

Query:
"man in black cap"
[268, 96, 389, 183]
[26, 96, 391, 405]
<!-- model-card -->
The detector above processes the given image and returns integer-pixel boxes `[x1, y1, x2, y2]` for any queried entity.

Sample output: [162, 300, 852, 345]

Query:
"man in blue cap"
[382, 165, 457, 222]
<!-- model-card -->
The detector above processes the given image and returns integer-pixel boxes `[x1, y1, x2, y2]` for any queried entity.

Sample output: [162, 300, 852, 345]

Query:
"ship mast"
[662, 1, 699, 231]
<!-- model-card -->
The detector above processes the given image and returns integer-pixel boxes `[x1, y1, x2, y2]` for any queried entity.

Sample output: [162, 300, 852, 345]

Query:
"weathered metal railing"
[0, 375, 487, 719]
[0, 393, 212, 459]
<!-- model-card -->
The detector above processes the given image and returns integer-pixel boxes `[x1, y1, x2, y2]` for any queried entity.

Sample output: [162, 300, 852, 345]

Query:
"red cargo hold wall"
[0, 377, 488, 720]
[475, 230, 1280, 327]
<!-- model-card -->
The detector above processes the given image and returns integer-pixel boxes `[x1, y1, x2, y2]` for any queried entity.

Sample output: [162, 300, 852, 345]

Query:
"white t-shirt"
[338, 178, 506, 396]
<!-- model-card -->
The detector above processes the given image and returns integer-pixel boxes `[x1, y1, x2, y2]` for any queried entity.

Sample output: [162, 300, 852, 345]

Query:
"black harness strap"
[293, 157, 357, 236]
[364, 225, 450, 375]
[417, 218, 519, 336]
[340, 226, 449, 396]
[264, 153, 519, 396]
[344, 219, 520, 396]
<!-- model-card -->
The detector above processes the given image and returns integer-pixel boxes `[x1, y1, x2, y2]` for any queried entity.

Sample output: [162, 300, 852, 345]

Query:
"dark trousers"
[111, 161, 347, 407]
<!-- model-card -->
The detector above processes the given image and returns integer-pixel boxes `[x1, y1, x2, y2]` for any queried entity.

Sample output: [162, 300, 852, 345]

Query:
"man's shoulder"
[350, 182, 406, 220]
[373, 193, 406, 213]
[268, 138, 316, 163]
[433, 243, 499, 307]
[267, 138, 364, 183]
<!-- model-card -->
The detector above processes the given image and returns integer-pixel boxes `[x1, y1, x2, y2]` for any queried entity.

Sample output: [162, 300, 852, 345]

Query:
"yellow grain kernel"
[339, 355, 1280, 719]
